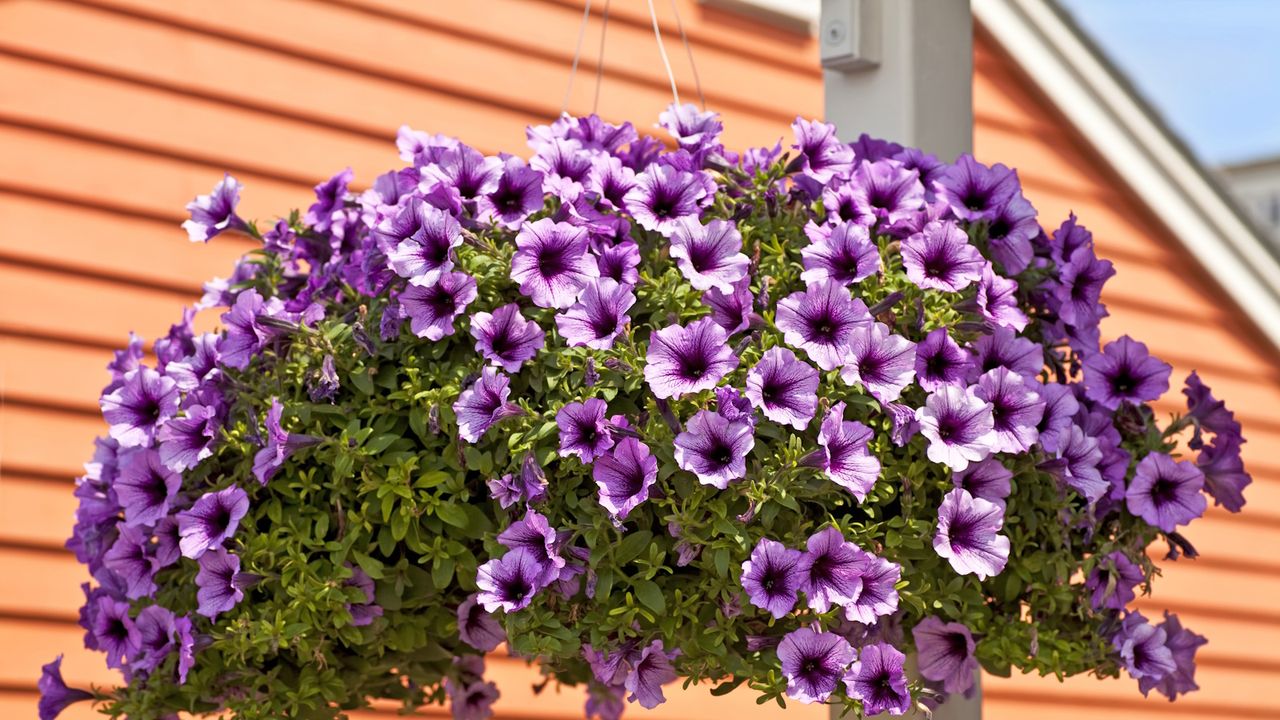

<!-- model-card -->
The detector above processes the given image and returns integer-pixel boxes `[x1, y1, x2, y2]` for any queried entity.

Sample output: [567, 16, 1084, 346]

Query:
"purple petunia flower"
[1183, 371, 1242, 445]
[625, 640, 680, 709]
[114, 448, 180, 527]
[659, 103, 724, 154]
[791, 117, 854, 183]
[984, 194, 1038, 275]
[715, 386, 757, 426]
[476, 547, 550, 613]
[973, 367, 1045, 455]
[386, 203, 462, 286]
[916, 386, 996, 472]
[497, 508, 564, 575]
[531, 137, 592, 201]
[252, 398, 320, 486]
[902, 220, 985, 292]
[487, 455, 548, 509]
[845, 159, 925, 227]
[1051, 424, 1108, 503]
[778, 627, 855, 704]
[306, 167, 353, 233]
[586, 154, 638, 211]
[557, 399, 616, 463]
[511, 219, 599, 309]
[400, 270, 479, 341]
[38, 655, 94, 720]
[158, 402, 222, 472]
[1086, 551, 1145, 611]
[968, 325, 1044, 382]
[1053, 246, 1115, 331]
[103, 524, 159, 599]
[448, 679, 500, 720]
[478, 156, 544, 228]
[703, 277, 755, 337]
[594, 437, 658, 521]
[174, 614, 196, 684]
[457, 593, 507, 652]
[100, 367, 179, 448]
[165, 332, 221, 391]
[183, 173, 249, 242]
[177, 485, 250, 559]
[195, 547, 244, 619]
[914, 327, 971, 392]
[776, 280, 872, 371]
[132, 604, 177, 675]
[1139, 612, 1206, 700]
[935, 154, 1020, 222]
[556, 278, 635, 350]
[1197, 437, 1251, 513]
[913, 616, 980, 696]
[745, 347, 820, 430]
[471, 303, 546, 373]
[1084, 335, 1172, 410]
[426, 145, 503, 202]
[217, 289, 289, 371]
[643, 317, 738, 399]
[624, 164, 710, 235]
[1126, 453, 1207, 533]
[741, 538, 810, 619]
[801, 527, 866, 613]
[844, 642, 911, 716]
[976, 264, 1028, 331]
[933, 488, 1010, 580]
[594, 240, 641, 286]
[816, 401, 882, 500]
[841, 322, 917, 403]
[953, 458, 1013, 510]
[801, 221, 881, 287]
[90, 595, 140, 669]
[674, 409, 754, 489]
[1113, 612, 1176, 682]
[1035, 382, 1080, 454]
[454, 368, 524, 444]
[670, 218, 749, 293]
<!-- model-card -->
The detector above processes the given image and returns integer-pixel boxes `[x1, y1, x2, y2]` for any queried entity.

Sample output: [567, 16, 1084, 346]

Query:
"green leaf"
[615, 530, 653, 565]
[633, 579, 665, 614]
[435, 502, 469, 529]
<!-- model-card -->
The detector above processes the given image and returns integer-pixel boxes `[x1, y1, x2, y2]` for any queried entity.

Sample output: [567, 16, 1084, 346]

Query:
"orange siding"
[0, 2, 1275, 719]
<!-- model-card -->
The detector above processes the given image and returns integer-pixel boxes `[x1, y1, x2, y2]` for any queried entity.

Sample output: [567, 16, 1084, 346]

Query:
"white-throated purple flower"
[953, 458, 1013, 510]
[916, 386, 996, 472]
[968, 325, 1043, 382]
[801, 221, 880, 287]
[624, 164, 710, 235]
[976, 264, 1028, 331]
[158, 402, 222, 473]
[846, 159, 925, 226]
[594, 437, 658, 521]
[424, 144, 503, 202]
[1051, 424, 1107, 503]
[453, 368, 523, 443]
[100, 366, 178, 449]
[674, 409, 754, 489]
[557, 398, 616, 463]
[1197, 437, 1251, 513]
[497, 508, 564, 578]
[984, 193, 1038, 275]
[669, 218, 749, 293]
[841, 322, 917, 403]
[913, 616, 979, 696]
[252, 398, 320, 486]
[625, 640, 680, 709]
[594, 239, 641, 286]
[643, 317, 738, 399]
[90, 595, 139, 670]
[478, 156, 544, 228]
[1126, 453, 1207, 533]
[470, 303, 545, 373]
[791, 117, 854, 183]
[1139, 612, 1206, 700]
[776, 280, 872, 371]
[933, 488, 1010, 580]
[556, 278, 635, 350]
[778, 627, 855, 704]
[400, 270, 478, 341]
[843, 641, 911, 716]
[530, 137, 592, 201]
[177, 485, 250, 559]
[1035, 382, 1080, 454]
[741, 538, 809, 619]
[1083, 336, 1172, 410]
[586, 154, 638, 211]
[195, 547, 243, 619]
[114, 448, 180, 527]
[902, 219, 985, 292]
[816, 401, 881, 501]
[386, 203, 462, 286]
[801, 527, 866, 613]
[843, 551, 901, 624]
[103, 524, 159, 599]
[1086, 551, 1145, 611]
[511, 218, 599, 309]
[703, 277, 755, 337]
[1113, 612, 1176, 682]
[38, 655, 94, 720]
[183, 173, 249, 242]
[935, 154, 1020, 222]
[476, 547, 549, 613]
[974, 367, 1045, 454]
[457, 593, 506, 652]
[745, 347, 820, 430]
[659, 103, 724, 154]
[914, 327, 971, 392]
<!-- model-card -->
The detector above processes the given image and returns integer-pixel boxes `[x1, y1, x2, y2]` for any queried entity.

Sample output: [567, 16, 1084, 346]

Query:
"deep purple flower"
[674, 409, 754, 489]
[252, 398, 319, 486]
[968, 325, 1044, 382]
[217, 289, 272, 370]
[448, 679, 500, 720]
[157, 402, 222, 472]
[745, 347, 820, 430]
[183, 173, 248, 242]
[913, 616, 979, 696]
[715, 386, 757, 426]
[801, 527, 866, 613]
[100, 367, 179, 448]
[844, 642, 911, 716]
[973, 367, 1045, 455]
[103, 524, 159, 599]
[556, 278, 635, 350]
[703, 277, 755, 337]
[470, 303, 545, 373]
[1197, 437, 1251, 513]
[976, 264, 1028, 331]
[1053, 425, 1108, 503]
[1113, 612, 1176, 682]
[914, 327, 971, 392]
[933, 488, 1010, 579]
[114, 448, 181, 527]
[791, 117, 854, 183]
[401, 271, 479, 341]
[625, 640, 679, 709]
[511, 219, 599, 309]
[478, 156, 544, 228]
[557, 399, 616, 463]
[778, 627, 855, 704]
[670, 218, 749, 293]
[1126, 453, 1207, 532]
[476, 547, 549, 613]
[194, 547, 244, 619]
[841, 322, 917, 403]
[776, 280, 872, 371]
[984, 194, 1038, 275]
[801, 221, 881, 287]
[38, 655, 94, 720]
[454, 368, 523, 443]
[624, 165, 710, 235]
[457, 593, 507, 652]
[1086, 551, 1145, 611]
[644, 317, 738, 399]
[953, 458, 1013, 509]
[497, 508, 564, 575]
[386, 203, 462, 286]
[91, 595, 139, 669]
[594, 437, 658, 521]
[916, 386, 996, 472]
[1183, 371, 1242, 445]
[132, 604, 177, 675]
[1084, 336, 1172, 410]
[902, 220, 985, 292]
[846, 159, 925, 226]
[177, 485, 250, 559]
[935, 154, 1020, 222]
[1035, 382, 1080, 454]
[1139, 612, 1206, 700]
[741, 538, 810, 619]
[594, 240, 641, 286]
[817, 401, 881, 500]
[659, 103, 724, 154]
[1053, 245, 1115, 329]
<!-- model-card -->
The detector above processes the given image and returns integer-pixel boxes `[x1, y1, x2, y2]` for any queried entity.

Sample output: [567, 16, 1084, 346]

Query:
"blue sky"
[1058, 0, 1280, 166]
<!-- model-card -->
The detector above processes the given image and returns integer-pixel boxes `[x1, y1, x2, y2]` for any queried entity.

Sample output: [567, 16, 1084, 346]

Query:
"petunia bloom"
[816, 401, 881, 500]
[476, 547, 550, 613]
[1113, 612, 1176, 682]
[776, 280, 872, 371]
[556, 278, 635, 350]
[778, 627, 855, 704]
[801, 527, 866, 613]
[1197, 437, 1251, 513]
[846, 159, 925, 226]
[386, 202, 462, 286]
[195, 547, 244, 619]
[741, 538, 810, 619]
[91, 596, 140, 669]
[457, 593, 507, 652]
[400, 271, 478, 341]
[669, 218, 749, 293]
[100, 367, 179, 449]
[968, 325, 1044, 382]
[912, 616, 979, 696]
[745, 346, 820, 430]
[791, 117, 854, 183]
[594, 437, 658, 521]
[973, 367, 1045, 454]
[1139, 612, 1206, 700]
[624, 164, 710, 235]
[914, 327, 971, 392]
[252, 398, 320, 486]
[935, 154, 1020, 222]
[625, 640, 680, 709]
[902, 219, 985, 292]
[511, 218, 599, 309]
[644, 317, 738, 399]
[1083, 336, 1172, 410]
[703, 277, 755, 337]
[933, 488, 1010, 580]
[674, 409, 754, 489]
[453, 368, 524, 443]
[844, 642, 911, 716]
[801, 221, 881, 287]
[1086, 551, 1145, 611]
[916, 386, 997, 472]
[557, 398, 616, 463]
[976, 264, 1028, 331]
[471, 303, 546, 373]
[1126, 453, 1207, 533]
[38, 655, 94, 720]
[103, 524, 159, 599]
[183, 173, 249, 242]
[841, 322, 917, 403]
[158, 402, 222, 472]
[953, 458, 1013, 510]
[114, 448, 181, 527]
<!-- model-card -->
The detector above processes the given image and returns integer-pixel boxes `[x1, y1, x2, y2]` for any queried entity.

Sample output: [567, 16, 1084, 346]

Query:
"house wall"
[0, 2, 1275, 719]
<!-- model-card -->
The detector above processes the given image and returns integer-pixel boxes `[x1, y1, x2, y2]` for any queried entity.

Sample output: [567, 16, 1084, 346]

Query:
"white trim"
[973, 0, 1280, 353]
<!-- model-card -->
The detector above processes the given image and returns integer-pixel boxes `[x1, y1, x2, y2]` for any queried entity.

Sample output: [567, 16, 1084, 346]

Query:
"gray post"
[820, 0, 974, 161]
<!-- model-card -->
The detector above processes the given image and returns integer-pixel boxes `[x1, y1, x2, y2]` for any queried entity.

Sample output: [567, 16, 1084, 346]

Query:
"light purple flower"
[103, 524, 159, 599]
[741, 538, 810, 618]
[400, 271, 479, 341]
[557, 398, 616, 463]
[913, 616, 979, 696]
[1139, 612, 1206, 700]
[715, 386, 757, 426]
[984, 194, 1038, 275]
[745, 347, 820, 430]
[644, 317, 738, 399]
[968, 325, 1044, 382]
[454, 368, 523, 444]
[703, 277, 755, 337]
[1035, 382, 1080, 454]
[531, 137, 592, 201]
[816, 401, 881, 500]
[914, 327, 971, 392]
[674, 409, 754, 489]
[846, 159, 925, 226]
[1086, 551, 1145, 611]
[100, 367, 179, 448]
[935, 154, 1020, 222]
[776, 280, 872, 371]
[902, 220, 985, 292]
[1052, 424, 1108, 503]
[471, 303, 545, 373]
[916, 386, 996, 472]
[953, 458, 1013, 509]
[476, 547, 550, 613]
[976, 264, 1028, 331]
[177, 485, 250, 559]
[670, 218, 749, 293]
[511, 218, 599, 309]
[791, 117, 854, 183]
[624, 165, 710, 235]
[1084, 336, 1172, 410]
[973, 367, 1045, 455]
[778, 628, 855, 704]
[252, 398, 319, 486]
[457, 594, 507, 652]
[195, 547, 244, 619]
[157, 402, 222, 472]
[659, 103, 723, 153]
[625, 640, 680, 709]
[801, 221, 881, 287]
[165, 332, 220, 391]
[478, 156, 544, 228]
[425, 145, 503, 201]
[556, 278, 635, 350]
[386, 203, 462, 286]
[1113, 612, 1176, 682]
[801, 527, 866, 613]
[595, 240, 641, 286]
[841, 322, 917, 403]
[183, 173, 248, 242]
[1126, 453, 1207, 533]
[594, 437, 658, 521]
[1054, 245, 1116, 328]
[933, 488, 1010, 580]
[844, 642, 911, 716]
[114, 448, 181, 527]
[497, 508, 564, 575]
[131, 603, 177, 675]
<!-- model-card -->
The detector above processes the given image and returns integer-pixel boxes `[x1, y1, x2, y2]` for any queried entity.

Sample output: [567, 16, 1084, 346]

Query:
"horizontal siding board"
[0, 404, 102, 479]
[0, 477, 76, 551]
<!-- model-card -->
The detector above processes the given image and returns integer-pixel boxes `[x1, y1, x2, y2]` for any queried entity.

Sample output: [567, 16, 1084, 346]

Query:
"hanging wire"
[561, 0, 594, 116]
[592, 0, 612, 114]
[667, 0, 705, 110]
[645, 0, 681, 106]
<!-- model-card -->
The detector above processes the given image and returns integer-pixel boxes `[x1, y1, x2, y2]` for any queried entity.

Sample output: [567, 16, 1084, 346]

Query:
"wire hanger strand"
[561, 0, 594, 116]
[593, 0, 612, 114]
[645, 0, 681, 106]
[667, 0, 705, 110]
